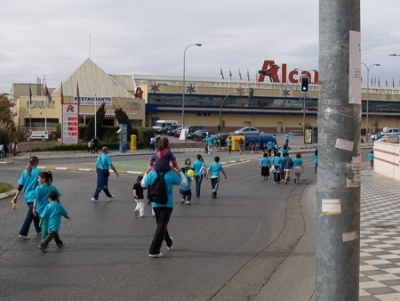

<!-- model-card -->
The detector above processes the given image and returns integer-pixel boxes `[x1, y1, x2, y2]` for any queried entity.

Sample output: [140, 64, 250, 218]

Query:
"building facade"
[7, 58, 400, 139]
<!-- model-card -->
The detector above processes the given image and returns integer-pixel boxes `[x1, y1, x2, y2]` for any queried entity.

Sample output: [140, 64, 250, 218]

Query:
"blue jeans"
[210, 177, 220, 192]
[194, 175, 203, 197]
[149, 207, 173, 255]
[93, 169, 112, 200]
[19, 202, 41, 236]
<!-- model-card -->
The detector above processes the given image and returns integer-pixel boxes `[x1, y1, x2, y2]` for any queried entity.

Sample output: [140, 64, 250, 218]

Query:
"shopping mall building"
[6, 58, 400, 139]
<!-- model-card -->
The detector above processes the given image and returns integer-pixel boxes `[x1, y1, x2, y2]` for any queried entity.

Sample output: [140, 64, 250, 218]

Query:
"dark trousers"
[40, 231, 63, 248]
[19, 202, 41, 236]
[93, 169, 112, 200]
[210, 177, 220, 192]
[181, 190, 192, 201]
[149, 207, 173, 255]
[194, 175, 203, 197]
[273, 169, 281, 182]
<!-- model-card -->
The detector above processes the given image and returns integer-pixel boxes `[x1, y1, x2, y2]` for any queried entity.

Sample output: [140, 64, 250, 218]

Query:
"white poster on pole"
[62, 104, 79, 144]
[349, 30, 361, 104]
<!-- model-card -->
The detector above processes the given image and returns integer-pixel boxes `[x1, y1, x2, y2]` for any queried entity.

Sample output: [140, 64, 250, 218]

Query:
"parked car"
[182, 125, 207, 139]
[164, 124, 179, 135]
[171, 127, 182, 137]
[381, 128, 400, 137]
[233, 127, 260, 135]
[152, 120, 179, 134]
[192, 129, 214, 141]
[371, 132, 383, 141]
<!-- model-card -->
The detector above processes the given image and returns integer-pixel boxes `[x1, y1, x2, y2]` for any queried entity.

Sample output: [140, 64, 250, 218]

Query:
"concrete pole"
[316, 0, 361, 300]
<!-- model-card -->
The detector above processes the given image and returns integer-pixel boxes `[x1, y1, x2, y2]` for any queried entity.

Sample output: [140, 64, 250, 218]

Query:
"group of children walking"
[12, 156, 70, 253]
[259, 147, 318, 184]
[132, 137, 228, 217]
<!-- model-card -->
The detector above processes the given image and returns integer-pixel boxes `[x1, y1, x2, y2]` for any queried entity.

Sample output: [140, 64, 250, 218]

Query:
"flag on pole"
[76, 81, 81, 141]
[29, 84, 32, 105]
[44, 84, 51, 104]
[60, 82, 64, 104]
[229, 68, 232, 79]
[238, 68, 242, 80]
[247, 68, 250, 81]
[220, 68, 224, 79]
[378, 77, 380, 87]
[393, 77, 395, 88]
[386, 77, 388, 87]
[76, 81, 80, 107]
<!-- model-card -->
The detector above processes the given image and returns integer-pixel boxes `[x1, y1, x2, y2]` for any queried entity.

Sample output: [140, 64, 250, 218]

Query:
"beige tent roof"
[52, 58, 134, 98]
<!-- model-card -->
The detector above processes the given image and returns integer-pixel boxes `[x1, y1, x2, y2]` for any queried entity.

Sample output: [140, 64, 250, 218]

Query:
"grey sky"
[1, 0, 400, 93]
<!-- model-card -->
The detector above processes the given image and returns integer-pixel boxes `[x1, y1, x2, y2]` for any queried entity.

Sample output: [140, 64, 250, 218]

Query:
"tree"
[0, 94, 16, 129]
[114, 107, 134, 137]
[86, 103, 106, 140]
[0, 95, 16, 144]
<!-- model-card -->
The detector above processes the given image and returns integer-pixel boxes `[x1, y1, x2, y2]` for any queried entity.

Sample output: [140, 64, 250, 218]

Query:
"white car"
[382, 128, 400, 136]
[233, 127, 260, 135]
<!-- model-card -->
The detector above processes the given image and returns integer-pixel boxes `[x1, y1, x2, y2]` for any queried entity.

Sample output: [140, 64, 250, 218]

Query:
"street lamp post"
[361, 63, 380, 143]
[218, 93, 237, 151]
[182, 43, 202, 129]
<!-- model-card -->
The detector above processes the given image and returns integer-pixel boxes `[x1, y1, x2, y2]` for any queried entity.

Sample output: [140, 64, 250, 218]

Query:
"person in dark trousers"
[314, 149, 318, 173]
[369, 151, 374, 169]
[12, 140, 18, 157]
[12, 156, 42, 239]
[155, 135, 161, 148]
[92, 137, 99, 154]
[91, 147, 119, 202]
[38, 191, 70, 253]
[141, 164, 188, 258]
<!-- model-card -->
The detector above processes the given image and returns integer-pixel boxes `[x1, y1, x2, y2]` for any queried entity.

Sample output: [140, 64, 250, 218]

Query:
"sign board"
[31, 131, 48, 139]
[62, 104, 79, 144]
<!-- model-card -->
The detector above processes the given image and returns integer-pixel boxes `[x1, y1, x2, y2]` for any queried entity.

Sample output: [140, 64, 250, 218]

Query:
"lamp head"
[375, 64, 381, 66]
[196, 43, 202, 47]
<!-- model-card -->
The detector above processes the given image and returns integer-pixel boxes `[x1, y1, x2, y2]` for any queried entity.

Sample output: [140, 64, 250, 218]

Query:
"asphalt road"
[1, 152, 317, 301]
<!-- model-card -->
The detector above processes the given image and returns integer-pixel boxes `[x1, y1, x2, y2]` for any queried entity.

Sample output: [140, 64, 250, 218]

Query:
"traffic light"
[301, 77, 309, 92]
[222, 120, 226, 128]
[249, 88, 254, 99]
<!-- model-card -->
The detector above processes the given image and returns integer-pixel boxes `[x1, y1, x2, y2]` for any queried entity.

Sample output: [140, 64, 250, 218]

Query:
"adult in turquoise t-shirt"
[142, 167, 187, 258]
[12, 156, 41, 239]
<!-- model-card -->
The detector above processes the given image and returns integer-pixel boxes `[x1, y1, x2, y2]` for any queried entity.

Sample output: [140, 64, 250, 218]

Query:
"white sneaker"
[167, 237, 174, 250]
[18, 234, 31, 240]
[148, 253, 163, 258]
[91, 197, 99, 202]
[107, 195, 114, 202]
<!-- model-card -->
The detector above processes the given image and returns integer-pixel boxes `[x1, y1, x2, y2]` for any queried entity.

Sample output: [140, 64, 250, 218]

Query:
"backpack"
[199, 163, 207, 176]
[148, 171, 168, 204]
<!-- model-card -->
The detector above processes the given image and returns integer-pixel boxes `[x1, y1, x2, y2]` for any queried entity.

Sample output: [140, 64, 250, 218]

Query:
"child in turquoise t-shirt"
[33, 171, 61, 241]
[180, 167, 193, 205]
[369, 151, 374, 169]
[38, 191, 70, 253]
[205, 156, 227, 199]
